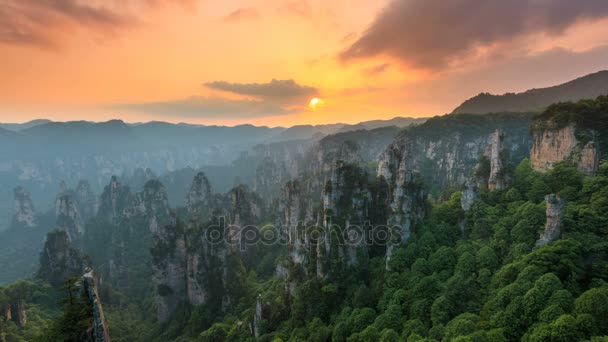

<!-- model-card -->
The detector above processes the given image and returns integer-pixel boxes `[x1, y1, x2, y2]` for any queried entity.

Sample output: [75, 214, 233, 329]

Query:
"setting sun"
[309, 97, 324, 111]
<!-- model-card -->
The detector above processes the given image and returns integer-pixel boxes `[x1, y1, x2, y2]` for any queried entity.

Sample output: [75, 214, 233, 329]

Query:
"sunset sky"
[1, 0, 608, 126]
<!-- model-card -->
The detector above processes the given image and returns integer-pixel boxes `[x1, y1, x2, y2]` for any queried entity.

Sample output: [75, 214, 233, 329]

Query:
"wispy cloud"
[280, 0, 312, 18]
[0, 0, 194, 48]
[339, 0, 608, 70]
[363, 63, 390, 76]
[223, 7, 260, 23]
[114, 96, 292, 119]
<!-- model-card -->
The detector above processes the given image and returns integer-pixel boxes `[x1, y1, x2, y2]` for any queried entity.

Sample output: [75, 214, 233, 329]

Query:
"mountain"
[0, 119, 52, 131]
[452, 70, 608, 114]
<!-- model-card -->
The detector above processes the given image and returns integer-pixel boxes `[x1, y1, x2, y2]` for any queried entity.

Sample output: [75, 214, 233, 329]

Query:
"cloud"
[280, 0, 312, 18]
[204, 79, 318, 104]
[114, 96, 292, 119]
[363, 63, 390, 76]
[339, 0, 608, 70]
[223, 7, 260, 22]
[0, 0, 193, 48]
[398, 45, 608, 115]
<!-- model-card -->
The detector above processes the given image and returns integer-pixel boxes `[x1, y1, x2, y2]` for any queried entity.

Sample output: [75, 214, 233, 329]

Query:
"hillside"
[452, 70, 608, 114]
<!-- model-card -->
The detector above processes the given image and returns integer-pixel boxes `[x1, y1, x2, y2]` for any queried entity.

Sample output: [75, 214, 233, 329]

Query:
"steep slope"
[453, 70, 608, 114]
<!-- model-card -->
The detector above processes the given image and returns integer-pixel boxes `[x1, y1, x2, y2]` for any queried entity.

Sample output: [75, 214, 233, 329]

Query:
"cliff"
[152, 172, 258, 322]
[530, 96, 607, 176]
[38, 230, 86, 287]
[12, 187, 37, 228]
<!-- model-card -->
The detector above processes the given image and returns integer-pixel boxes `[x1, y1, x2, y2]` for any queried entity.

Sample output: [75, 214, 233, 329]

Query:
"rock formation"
[487, 129, 507, 191]
[38, 230, 86, 287]
[536, 194, 565, 247]
[531, 123, 600, 176]
[97, 176, 132, 224]
[79, 270, 111, 342]
[55, 195, 83, 242]
[461, 178, 479, 211]
[186, 172, 212, 219]
[578, 141, 600, 177]
[153, 172, 258, 322]
[252, 294, 263, 338]
[12, 186, 37, 228]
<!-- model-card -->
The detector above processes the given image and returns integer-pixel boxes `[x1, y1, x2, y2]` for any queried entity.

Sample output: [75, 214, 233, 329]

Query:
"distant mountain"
[0, 119, 52, 131]
[354, 117, 427, 130]
[271, 117, 426, 141]
[452, 70, 608, 114]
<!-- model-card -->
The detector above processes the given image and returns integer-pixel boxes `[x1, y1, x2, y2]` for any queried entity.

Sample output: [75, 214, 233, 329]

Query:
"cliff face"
[80, 270, 110, 342]
[12, 186, 37, 228]
[379, 113, 532, 196]
[530, 96, 605, 176]
[487, 129, 507, 191]
[536, 194, 565, 247]
[152, 172, 259, 322]
[38, 230, 86, 287]
[55, 195, 83, 242]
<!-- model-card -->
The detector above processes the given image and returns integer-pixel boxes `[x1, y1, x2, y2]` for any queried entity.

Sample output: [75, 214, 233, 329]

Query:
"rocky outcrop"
[186, 172, 212, 219]
[80, 270, 110, 342]
[578, 141, 600, 177]
[74, 180, 98, 223]
[536, 194, 565, 247]
[12, 186, 37, 228]
[97, 176, 133, 224]
[531, 124, 601, 176]
[461, 179, 479, 211]
[531, 125, 579, 172]
[55, 195, 83, 242]
[377, 144, 426, 243]
[38, 230, 86, 287]
[125, 180, 172, 233]
[153, 172, 256, 322]
[487, 129, 507, 191]
[1, 300, 27, 329]
[252, 294, 263, 338]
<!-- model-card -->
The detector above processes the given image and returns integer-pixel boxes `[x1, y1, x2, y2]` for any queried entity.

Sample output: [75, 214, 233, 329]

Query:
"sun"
[308, 97, 324, 110]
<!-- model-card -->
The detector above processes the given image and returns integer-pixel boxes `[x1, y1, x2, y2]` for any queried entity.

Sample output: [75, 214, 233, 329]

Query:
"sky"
[1, 0, 608, 127]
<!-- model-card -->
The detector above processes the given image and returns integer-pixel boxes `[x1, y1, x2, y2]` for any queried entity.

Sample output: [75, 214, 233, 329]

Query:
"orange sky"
[1, 0, 608, 127]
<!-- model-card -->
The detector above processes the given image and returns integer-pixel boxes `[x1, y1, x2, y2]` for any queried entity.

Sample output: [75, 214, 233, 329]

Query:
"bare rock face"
[55, 195, 83, 242]
[38, 230, 86, 287]
[186, 172, 212, 219]
[531, 125, 578, 172]
[487, 129, 507, 191]
[461, 178, 479, 211]
[577, 141, 600, 176]
[12, 186, 37, 228]
[75, 180, 98, 223]
[126, 179, 172, 233]
[531, 124, 600, 176]
[377, 145, 425, 243]
[252, 294, 263, 338]
[536, 194, 565, 247]
[98, 176, 132, 224]
[80, 270, 110, 342]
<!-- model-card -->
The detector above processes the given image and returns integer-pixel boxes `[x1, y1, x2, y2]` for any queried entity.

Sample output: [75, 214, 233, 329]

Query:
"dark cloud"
[0, 0, 193, 48]
[363, 63, 390, 76]
[115, 96, 292, 119]
[398, 45, 608, 115]
[339, 0, 608, 70]
[223, 7, 260, 22]
[204, 79, 318, 103]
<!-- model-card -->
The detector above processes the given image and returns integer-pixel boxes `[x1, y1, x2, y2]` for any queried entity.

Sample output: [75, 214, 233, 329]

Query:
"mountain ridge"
[452, 70, 608, 114]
